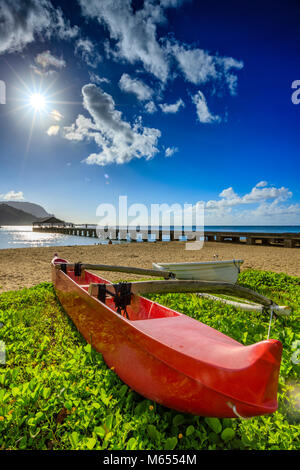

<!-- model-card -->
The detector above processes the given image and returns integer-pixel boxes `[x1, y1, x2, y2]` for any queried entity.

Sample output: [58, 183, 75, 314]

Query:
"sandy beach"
[0, 240, 300, 292]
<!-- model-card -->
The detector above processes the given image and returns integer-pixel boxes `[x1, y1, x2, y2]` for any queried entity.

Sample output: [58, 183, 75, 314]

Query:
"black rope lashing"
[60, 263, 67, 274]
[113, 283, 132, 318]
[74, 262, 82, 277]
[97, 284, 107, 304]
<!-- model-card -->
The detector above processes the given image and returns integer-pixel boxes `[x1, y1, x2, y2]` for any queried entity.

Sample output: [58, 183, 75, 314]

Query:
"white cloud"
[63, 114, 96, 142]
[219, 187, 238, 200]
[0, 190, 24, 201]
[35, 50, 66, 69]
[31, 50, 66, 76]
[183, 182, 299, 225]
[192, 91, 220, 123]
[249, 200, 300, 219]
[78, 0, 243, 97]
[256, 181, 268, 188]
[0, 0, 78, 55]
[167, 40, 243, 95]
[206, 183, 292, 211]
[202, 182, 299, 224]
[170, 43, 216, 84]
[159, 98, 185, 113]
[144, 101, 157, 114]
[78, 0, 177, 82]
[206, 200, 300, 225]
[75, 38, 102, 68]
[88, 71, 110, 85]
[47, 125, 60, 136]
[62, 84, 161, 166]
[242, 185, 292, 204]
[50, 110, 63, 122]
[165, 146, 178, 157]
[119, 74, 153, 101]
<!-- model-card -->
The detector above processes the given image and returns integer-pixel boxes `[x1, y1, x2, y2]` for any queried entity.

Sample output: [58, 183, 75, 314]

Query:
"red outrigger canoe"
[52, 257, 282, 418]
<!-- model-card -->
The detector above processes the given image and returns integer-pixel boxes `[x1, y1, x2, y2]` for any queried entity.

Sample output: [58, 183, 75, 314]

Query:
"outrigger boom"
[89, 279, 273, 307]
[56, 261, 287, 310]
[56, 262, 174, 279]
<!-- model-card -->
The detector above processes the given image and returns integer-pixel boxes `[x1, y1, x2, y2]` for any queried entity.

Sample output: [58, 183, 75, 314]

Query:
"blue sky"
[0, 0, 299, 225]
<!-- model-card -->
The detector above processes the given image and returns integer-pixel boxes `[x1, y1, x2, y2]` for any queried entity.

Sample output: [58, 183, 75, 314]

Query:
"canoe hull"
[52, 262, 282, 418]
[153, 260, 244, 283]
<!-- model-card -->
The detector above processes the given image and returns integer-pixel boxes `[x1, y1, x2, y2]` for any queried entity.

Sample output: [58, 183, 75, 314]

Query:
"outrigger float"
[52, 255, 285, 418]
[152, 259, 244, 284]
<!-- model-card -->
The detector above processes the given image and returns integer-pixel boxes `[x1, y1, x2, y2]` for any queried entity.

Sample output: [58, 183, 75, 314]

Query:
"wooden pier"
[32, 224, 300, 247]
[32, 225, 191, 242]
[204, 231, 300, 248]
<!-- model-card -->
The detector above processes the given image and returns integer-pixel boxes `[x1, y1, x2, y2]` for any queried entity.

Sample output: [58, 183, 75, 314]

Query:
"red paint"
[52, 257, 282, 418]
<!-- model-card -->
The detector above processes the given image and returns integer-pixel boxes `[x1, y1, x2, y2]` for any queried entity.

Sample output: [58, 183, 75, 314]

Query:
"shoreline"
[0, 241, 300, 292]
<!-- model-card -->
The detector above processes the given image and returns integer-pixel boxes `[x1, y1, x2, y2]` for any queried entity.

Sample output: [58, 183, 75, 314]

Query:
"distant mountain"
[4, 201, 52, 218]
[0, 204, 38, 225]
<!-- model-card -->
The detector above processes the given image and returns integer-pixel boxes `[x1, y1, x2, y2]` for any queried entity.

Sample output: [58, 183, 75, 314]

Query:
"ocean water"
[0, 225, 299, 250]
[0, 226, 117, 250]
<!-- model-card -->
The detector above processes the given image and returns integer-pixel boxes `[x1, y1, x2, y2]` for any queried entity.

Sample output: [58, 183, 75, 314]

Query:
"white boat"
[152, 259, 244, 284]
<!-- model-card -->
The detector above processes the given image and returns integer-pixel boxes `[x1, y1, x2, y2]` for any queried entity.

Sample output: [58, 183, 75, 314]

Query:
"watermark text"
[96, 196, 204, 250]
[291, 80, 300, 105]
[0, 80, 6, 104]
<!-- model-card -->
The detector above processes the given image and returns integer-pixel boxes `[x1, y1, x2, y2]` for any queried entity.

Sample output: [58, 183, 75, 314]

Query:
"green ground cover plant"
[0, 270, 299, 450]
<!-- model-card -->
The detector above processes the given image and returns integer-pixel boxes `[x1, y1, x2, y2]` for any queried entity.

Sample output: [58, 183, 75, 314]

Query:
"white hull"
[152, 260, 244, 284]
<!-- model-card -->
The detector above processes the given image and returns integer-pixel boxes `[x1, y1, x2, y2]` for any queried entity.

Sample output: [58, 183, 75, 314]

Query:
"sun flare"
[29, 93, 46, 111]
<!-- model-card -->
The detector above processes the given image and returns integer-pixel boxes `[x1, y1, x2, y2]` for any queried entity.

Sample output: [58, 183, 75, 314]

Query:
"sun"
[29, 93, 46, 111]
[8, 64, 81, 154]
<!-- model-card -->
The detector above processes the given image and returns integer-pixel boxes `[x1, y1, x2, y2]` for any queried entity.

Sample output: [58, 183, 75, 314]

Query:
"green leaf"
[100, 389, 110, 406]
[92, 402, 101, 409]
[205, 417, 222, 434]
[86, 437, 97, 450]
[134, 400, 147, 416]
[69, 431, 80, 449]
[94, 426, 106, 439]
[105, 414, 114, 431]
[104, 432, 113, 443]
[119, 385, 128, 398]
[84, 344, 92, 354]
[172, 414, 185, 426]
[221, 428, 235, 442]
[164, 437, 178, 450]
[186, 425, 195, 436]
[42, 387, 51, 399]
[11, 387, 20, 397]
[35, 411, 44, 421]
[147, 424, 158, 441]
[222, 418, 233, 428]
[126, 438, 137, 450]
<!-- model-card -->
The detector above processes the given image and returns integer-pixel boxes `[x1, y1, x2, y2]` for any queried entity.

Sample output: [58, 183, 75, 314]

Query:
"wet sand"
[0, 241, 299, 292]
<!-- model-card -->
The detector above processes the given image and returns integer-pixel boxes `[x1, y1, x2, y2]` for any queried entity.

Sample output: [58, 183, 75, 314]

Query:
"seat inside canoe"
[69, 269, 180, 321]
